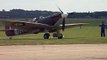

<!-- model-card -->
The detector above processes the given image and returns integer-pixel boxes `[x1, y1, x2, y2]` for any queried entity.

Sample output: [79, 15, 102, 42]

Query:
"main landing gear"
[43, 31, 63, 39]
[53, 31, 63, 39]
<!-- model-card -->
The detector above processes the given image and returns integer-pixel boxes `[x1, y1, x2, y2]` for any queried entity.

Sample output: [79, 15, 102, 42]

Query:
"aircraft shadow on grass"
[0, 37, 84, 40]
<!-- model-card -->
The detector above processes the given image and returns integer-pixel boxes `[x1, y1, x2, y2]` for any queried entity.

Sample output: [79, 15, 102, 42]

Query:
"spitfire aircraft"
[0, 8, 87, 39]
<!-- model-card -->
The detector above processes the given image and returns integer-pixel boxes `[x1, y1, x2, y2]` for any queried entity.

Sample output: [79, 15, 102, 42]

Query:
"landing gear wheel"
[44, 33, 50, 39]
[58, 33, 63, 39]
[53, 32, 57, 37]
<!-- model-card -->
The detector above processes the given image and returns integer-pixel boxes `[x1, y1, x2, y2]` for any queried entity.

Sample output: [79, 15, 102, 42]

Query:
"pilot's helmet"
[32, 18, 37, 22]
[39, 16, 44, 19]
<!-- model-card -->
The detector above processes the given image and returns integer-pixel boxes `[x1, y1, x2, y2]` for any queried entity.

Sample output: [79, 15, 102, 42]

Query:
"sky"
[0, 0, 107, 12]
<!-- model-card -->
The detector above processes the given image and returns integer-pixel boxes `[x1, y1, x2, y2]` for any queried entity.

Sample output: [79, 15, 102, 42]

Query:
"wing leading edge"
[59, 23, 88, 29]
[0, 20, 52, 31]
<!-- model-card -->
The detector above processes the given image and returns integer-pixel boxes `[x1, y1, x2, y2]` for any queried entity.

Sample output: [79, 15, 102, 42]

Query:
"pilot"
[32, 18, 39, 22]
[100, 21, 106, 37]
[39, 16, 44, 19]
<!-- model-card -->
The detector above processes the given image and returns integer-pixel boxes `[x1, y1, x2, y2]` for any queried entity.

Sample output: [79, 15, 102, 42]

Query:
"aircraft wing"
[60, 23, 88, 29]
[0, 20, 51, 31]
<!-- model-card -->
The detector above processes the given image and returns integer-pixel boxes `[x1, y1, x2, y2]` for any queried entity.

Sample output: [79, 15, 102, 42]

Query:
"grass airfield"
[0, 18, 107, 45]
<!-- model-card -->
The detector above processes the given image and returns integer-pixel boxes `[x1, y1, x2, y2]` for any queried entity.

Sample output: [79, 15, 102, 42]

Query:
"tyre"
[58, 33, 63, 39]
[44, 33, 50, 39]
[53, 32, 58, 37]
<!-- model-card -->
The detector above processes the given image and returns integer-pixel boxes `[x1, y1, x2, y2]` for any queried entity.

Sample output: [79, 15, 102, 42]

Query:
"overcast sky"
[0, 0, 107, 12]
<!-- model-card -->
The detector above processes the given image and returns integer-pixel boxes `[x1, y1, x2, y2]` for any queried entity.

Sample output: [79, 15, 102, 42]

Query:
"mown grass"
[0, 18, 107, 45]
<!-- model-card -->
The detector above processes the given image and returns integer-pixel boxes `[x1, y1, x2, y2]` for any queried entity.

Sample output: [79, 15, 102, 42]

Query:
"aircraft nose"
[62, 14, 68, 18]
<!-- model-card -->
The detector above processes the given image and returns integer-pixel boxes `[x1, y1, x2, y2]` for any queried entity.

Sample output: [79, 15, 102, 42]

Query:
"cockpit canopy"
[32, 18, 38, 22]
[32, 16, 45, 22]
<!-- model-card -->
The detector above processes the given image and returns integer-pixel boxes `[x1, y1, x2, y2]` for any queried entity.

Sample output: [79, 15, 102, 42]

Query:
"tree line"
[68, 11, 107, 18]
[0, 9, 56, 19]
[0, 9, 107, 19]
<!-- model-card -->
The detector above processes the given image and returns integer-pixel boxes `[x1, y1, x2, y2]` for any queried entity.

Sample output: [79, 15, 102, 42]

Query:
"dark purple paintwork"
[37, 13, 62, 26]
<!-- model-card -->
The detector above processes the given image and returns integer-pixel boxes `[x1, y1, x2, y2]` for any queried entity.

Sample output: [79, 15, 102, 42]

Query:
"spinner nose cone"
[62, 14, 68, 18]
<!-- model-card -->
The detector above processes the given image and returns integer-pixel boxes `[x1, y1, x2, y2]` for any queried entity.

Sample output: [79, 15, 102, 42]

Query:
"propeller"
[57, 7, 67, 31]
[57, 7, 63, 14]
[62, 18, 65, 31]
